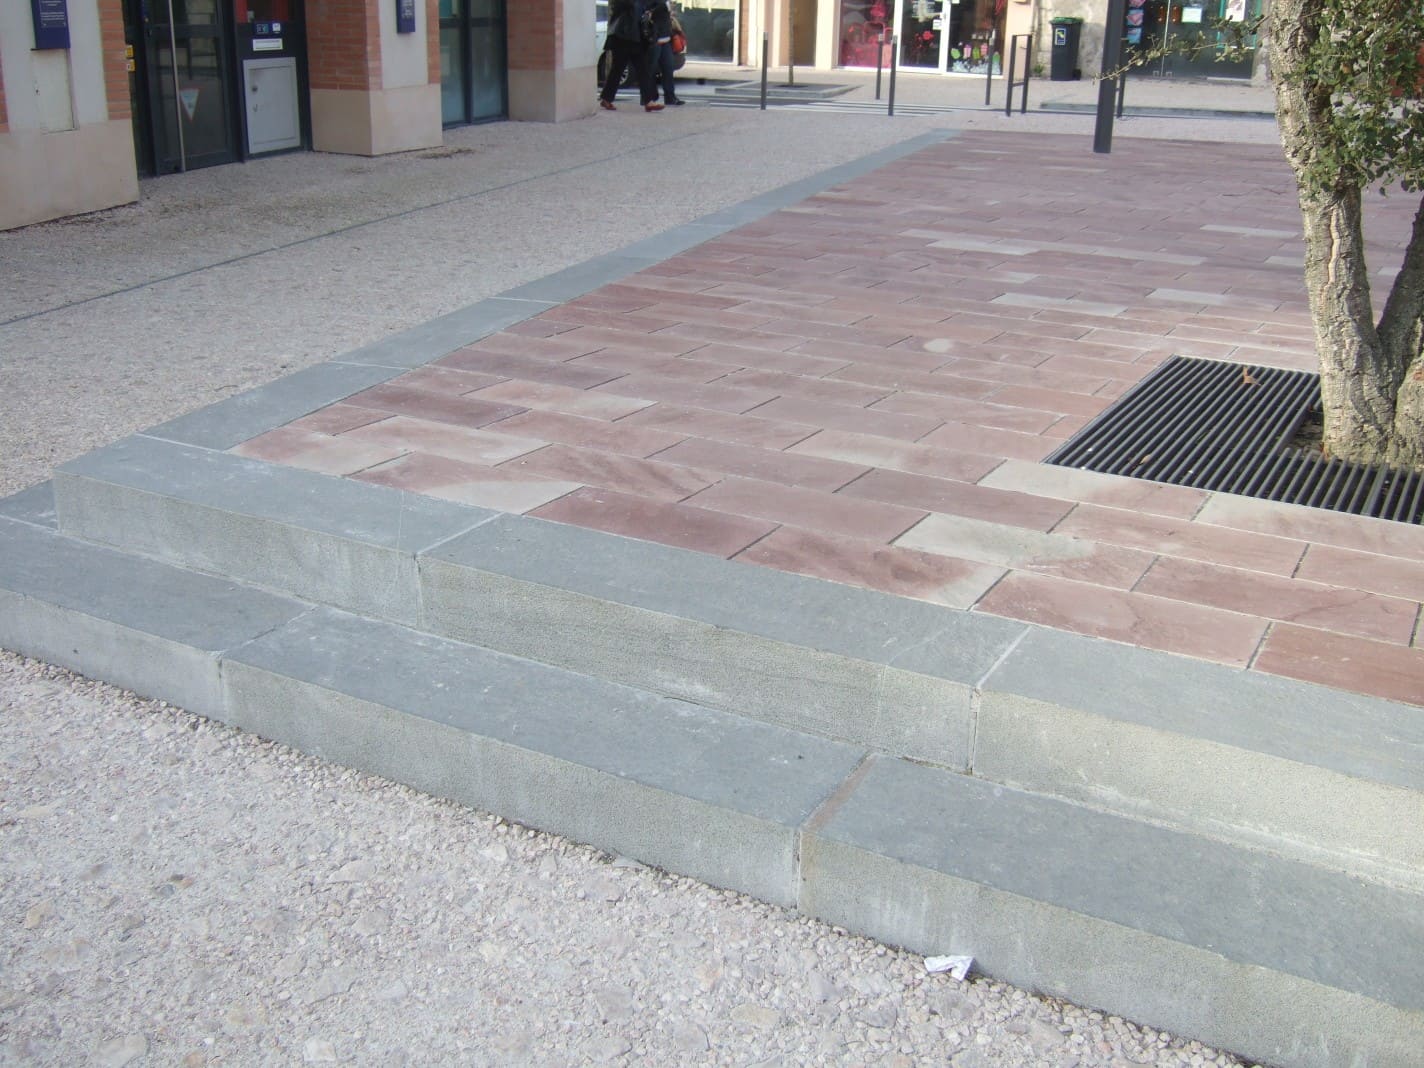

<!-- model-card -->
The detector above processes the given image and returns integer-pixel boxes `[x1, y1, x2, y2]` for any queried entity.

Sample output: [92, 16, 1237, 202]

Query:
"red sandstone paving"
[531, 487, 774, 557]
[1254, 625, 1424, 706]
[975, 571, 1269, 668]
[896, 512, 1156, 591]
[436, 349, 623, 389]
[786, 430, 1002, 484]
[286, 403, 392, 436]
[652, 438, 867, 492]
[977, 460, 1208, 519]
[342, 415, 544, 466]
[734, 527, 1003, 609]
[353, 453, 579, 513]
[1296, 544, 1424, 604]
[342, 384, 527, 431]
[484, 409, 683, 457]
[233, 426, 405, 476]
[685, 477, 924, 543]
[229, 132, 1424, 704]
[1136, 556, 1418, 646]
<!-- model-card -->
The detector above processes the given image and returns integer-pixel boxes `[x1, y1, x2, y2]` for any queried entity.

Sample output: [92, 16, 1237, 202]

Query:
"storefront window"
[840, 0, 891, 66]
[850, 0, 1002, 73]
[678, 0, 736, 61]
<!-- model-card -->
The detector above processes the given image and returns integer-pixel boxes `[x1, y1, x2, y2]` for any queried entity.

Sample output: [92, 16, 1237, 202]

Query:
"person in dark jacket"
[600, 0, 661, 111]
[647, 0, 683, 105]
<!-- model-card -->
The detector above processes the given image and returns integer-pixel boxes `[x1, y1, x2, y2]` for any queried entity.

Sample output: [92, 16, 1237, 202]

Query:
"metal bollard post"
[1020, 37, 1030, 114]
[887, 36, 898, 116]
[1093, 0, 1127, 153]
[984, 35, 994, 106]
[760, 32, 769, 110]
[875, 32, 884, 100]
[1005, 35, 1016, 117]
[1116, 67, 1127, 118]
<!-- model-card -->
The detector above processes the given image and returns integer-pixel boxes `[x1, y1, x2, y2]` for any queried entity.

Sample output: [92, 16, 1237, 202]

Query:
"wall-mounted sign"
[396, 0, 417, 33]
[254, 38, 283, 51]
[31, 0, 71, 50]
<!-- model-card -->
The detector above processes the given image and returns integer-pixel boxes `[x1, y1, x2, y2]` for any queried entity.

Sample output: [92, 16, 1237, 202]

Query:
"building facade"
[744, 0, 1266, 86]
[1, 0, 596, 230]
[1, 0, 1266, 231]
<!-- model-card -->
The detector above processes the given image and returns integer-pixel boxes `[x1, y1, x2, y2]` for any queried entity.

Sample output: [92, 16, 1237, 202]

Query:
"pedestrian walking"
[648, 0, 684, 106]
[600, 0, 662, 111]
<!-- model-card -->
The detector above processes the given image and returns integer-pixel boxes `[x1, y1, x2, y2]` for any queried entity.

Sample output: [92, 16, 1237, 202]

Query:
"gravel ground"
[0, 103, 1279, 1066]
[0, 652, 1250, 1067]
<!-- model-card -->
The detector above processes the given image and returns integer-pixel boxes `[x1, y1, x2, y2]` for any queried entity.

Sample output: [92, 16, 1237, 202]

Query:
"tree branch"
[1377, 194, 1424, 365]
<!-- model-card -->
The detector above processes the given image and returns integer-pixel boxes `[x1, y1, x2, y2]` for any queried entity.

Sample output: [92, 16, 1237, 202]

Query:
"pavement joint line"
[801, 753, 878, 837]
[967, 626, 1033, 771]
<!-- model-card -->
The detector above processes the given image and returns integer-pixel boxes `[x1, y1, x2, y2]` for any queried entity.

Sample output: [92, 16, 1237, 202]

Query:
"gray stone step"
[10, 486, 1424, 1064]
[0, 499, 307, 719]
[1, 505, 1419, 1066]
[48, 433, 1424, 891]
[802, 757, 1424, 1068]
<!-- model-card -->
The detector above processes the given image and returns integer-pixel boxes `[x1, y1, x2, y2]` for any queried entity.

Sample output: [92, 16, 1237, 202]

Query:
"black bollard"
[760, 32, 769, 110]
[1093, 0, 1127, 153]
[887, 36, 898, 116]
[875, 32, 884, 100]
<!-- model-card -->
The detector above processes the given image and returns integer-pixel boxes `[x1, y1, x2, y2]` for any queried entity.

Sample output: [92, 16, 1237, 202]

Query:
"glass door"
[144, 0, 239, 171]
[440, 0, 507, 126]
[897, 0, 943, 70]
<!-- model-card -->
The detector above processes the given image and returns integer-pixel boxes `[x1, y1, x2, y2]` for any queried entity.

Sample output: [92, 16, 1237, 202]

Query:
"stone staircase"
[3, 425, 1422, 1067]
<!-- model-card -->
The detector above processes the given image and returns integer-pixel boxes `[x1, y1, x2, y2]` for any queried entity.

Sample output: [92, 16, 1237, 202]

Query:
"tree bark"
[1269, 0, 1424, 468]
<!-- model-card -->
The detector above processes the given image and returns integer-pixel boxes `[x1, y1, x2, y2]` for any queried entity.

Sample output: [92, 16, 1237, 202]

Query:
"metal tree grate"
[1044, 355, 1424, 525]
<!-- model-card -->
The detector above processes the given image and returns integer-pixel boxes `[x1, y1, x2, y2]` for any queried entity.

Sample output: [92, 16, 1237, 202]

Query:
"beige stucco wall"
[309, 0, 441, 156]
[310, 84, 443, 155]
[0, 0, 139, 230]
[0, 123, 139, 231]
[509, 68, 598, 122]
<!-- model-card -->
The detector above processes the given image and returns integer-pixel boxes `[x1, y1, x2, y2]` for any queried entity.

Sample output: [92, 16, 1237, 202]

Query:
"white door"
[243, 57, 300, 155]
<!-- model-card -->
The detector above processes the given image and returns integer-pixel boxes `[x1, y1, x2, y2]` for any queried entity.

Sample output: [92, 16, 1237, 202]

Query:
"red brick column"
[305, 0, 441, 153]
[307, 0, 383, 92]
[508, 0, 561, 75]
[507, 0, 591, 120]
[99, 0, 131, 122]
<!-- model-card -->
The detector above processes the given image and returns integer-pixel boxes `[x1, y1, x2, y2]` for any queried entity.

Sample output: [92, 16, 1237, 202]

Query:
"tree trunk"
[1391, 362, 1424, 469]
[1296, 185, 1402, 464]
[1269, 0, 1424, 468]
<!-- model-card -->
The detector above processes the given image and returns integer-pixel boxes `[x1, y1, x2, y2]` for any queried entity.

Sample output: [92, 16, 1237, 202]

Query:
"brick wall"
[426, 0, 439, 84]
[508, 0, 558, 71]
[307, 0, 382, 91]
[99, 0, 131, 121]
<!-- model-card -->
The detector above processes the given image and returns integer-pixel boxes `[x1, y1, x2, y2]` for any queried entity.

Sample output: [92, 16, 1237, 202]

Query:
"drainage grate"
[1044, 355, 1424, 525]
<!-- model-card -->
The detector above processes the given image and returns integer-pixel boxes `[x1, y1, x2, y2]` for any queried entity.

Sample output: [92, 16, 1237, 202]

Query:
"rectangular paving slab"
[976, 626, 1424, 881]
[801, 755, 1424, 1068]
[421, 512, 1027, 765]
[54, 435, 493, 626]
[221, 606, 866, 906]
[0, 515, 307, 717]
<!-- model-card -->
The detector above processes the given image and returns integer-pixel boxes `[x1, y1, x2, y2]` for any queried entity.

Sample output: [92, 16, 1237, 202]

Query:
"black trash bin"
[1049, 17, 1083, 80]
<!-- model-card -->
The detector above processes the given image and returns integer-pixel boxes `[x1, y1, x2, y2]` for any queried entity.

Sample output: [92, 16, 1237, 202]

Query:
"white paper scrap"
[924, 954, 974, 981]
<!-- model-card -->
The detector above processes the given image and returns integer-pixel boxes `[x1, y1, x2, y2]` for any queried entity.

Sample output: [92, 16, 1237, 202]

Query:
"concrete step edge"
[0, 521, 1416, 1068]
[37, 437, 1424, 882]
